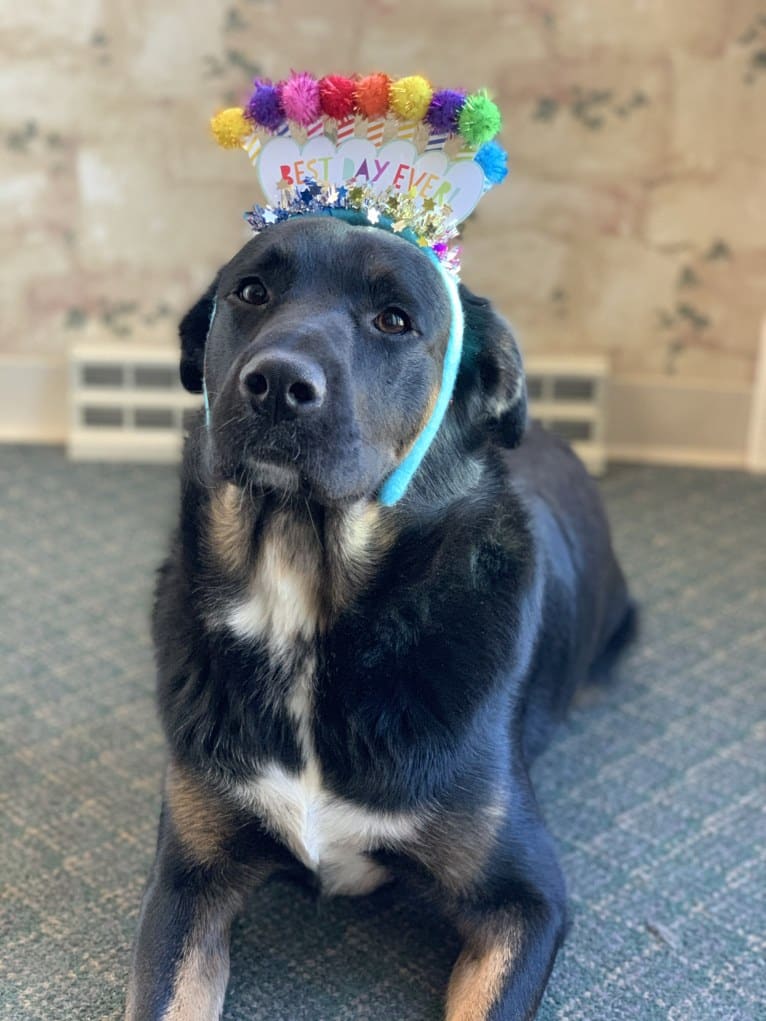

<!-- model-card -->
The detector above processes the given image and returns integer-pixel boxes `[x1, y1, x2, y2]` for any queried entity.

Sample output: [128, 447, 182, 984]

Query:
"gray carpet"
[0, 446, 764, 1021]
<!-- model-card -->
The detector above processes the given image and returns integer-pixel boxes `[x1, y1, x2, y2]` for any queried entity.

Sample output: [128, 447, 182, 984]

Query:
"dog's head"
[180, 215, 525, 504]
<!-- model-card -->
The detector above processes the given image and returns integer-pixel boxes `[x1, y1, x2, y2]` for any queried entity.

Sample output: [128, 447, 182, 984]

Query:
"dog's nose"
[239, 352, 326, 420]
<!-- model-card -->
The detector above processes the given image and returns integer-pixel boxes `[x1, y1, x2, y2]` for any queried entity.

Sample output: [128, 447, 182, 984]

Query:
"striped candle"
[335, 115, 356, 143]
[244, 133, 262, 165]
[396, 119, 418, 142]
[366, 118, 386, 147]
[425, 131, 449, 152]
[306, 117, 325, 139]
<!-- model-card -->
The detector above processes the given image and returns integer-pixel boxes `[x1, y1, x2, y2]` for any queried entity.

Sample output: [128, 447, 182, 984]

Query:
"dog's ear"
[178, 273, 221, 394]
[457, 283, 527, 449]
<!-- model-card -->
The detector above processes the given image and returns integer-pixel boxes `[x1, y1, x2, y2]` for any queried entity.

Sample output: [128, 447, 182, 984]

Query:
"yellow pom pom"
[389, 75, 433, 121]
[210, 108, 250, 150]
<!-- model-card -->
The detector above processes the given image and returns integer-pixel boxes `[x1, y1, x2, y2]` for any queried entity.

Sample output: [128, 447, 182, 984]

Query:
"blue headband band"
[202, 223, 463, 507]
[202, 298, 216, 431]
[377, 254, 463, 506]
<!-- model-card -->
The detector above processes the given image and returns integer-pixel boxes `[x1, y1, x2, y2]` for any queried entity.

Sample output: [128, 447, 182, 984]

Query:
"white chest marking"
[233, 764, 418, 895]
[224, 526, 319, 654]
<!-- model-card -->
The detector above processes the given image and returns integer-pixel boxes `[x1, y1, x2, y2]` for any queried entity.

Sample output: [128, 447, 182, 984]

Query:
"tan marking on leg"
[413, 797, 507, 896]
[166, 764, 234, 867]
[446, 934, 519, 1021]
[207, 483, 252, 575]
[161, 935, 229, 1021]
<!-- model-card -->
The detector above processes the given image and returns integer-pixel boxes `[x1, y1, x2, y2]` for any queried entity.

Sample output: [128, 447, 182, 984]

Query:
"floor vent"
[68, 344, 201, 462]
[525, 355, 609, 474]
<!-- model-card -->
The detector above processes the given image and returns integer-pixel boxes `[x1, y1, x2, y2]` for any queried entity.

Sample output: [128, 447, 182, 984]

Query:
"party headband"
[207, 71, 509, 504]
[210, 71, 509, 276]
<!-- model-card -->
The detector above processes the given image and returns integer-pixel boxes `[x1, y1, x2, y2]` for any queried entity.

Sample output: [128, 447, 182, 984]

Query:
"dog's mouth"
[244, 455, 302, 494]
[224, 416, 307, 490]
[231, 444, 386, 507]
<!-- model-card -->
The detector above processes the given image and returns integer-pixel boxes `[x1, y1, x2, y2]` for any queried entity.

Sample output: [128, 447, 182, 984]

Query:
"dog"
[125, 214, 634, 1020]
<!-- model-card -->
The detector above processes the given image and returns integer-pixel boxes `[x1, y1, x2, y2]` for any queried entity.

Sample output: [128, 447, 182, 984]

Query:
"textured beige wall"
[1, 1, 765, 382]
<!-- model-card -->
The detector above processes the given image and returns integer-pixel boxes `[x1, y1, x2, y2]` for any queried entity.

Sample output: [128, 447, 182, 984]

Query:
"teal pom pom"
[475, 141, 508, 185]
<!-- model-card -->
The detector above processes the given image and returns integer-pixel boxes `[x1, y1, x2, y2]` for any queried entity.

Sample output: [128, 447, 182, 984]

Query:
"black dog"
[126, 215, 634, 1020]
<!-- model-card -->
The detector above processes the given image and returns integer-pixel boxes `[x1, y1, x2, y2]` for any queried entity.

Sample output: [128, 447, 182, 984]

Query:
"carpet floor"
[0, 446, 764, 1021]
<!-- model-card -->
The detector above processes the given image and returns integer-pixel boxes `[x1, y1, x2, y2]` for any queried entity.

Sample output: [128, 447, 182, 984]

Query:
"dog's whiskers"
[303, 496, 323, 552]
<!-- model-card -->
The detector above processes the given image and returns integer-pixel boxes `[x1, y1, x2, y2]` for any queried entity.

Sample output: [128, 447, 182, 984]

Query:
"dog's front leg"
[423, 800, 567, 1021]
[125, 764, 279, 1021]
[445, 895, 565, 1021]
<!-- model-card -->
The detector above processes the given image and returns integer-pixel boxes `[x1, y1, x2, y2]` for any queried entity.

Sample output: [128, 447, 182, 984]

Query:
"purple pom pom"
[246, 80, 285, 132]
[426, 89, 466, 134]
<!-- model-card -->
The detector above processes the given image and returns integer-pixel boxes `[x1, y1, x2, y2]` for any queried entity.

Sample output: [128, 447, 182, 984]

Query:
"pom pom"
[458, 90, 502, 146]
[475, 140, 508, 185]
[280, 71, 321, 126]
[426, 89, 466, 134]
[389, 75, 433, 121]
[246, 80, 285, 132]
[354, 72, 391, 118]
[210, 108, 250, 149]
[319, 74, 357, 119]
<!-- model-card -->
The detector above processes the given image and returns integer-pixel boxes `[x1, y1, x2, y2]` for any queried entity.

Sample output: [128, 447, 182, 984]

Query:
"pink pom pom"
[280, 71, 321, 126]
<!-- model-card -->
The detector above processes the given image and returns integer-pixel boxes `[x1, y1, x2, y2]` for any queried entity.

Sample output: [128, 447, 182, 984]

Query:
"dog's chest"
[223, 524, 416, 894]
[234, 757, 415, 895]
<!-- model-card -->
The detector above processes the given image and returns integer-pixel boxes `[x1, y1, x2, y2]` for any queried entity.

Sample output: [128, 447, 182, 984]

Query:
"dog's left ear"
[457, 282, 527, 449]
[178, 272, 222, 394]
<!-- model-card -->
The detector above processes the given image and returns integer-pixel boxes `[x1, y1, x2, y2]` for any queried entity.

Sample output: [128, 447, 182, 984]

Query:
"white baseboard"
[605, 375, 752, 471]
[0, 356, 67, 443]
[605, 444, 746, 469]
[0, 354, 757, 471]
[67, 428, 185, 463]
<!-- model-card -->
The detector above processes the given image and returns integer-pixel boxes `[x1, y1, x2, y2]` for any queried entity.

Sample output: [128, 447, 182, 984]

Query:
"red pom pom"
[319, 75, 356, 119]
[354, 73, 391, 118]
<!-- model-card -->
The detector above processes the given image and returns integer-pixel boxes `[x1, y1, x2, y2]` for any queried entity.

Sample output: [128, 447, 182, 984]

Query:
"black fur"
[127, 216, 634, 1021]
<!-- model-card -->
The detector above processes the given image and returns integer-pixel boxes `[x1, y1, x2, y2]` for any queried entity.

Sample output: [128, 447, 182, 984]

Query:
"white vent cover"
[68, 344, 609, 473]
[68, 343, 201, 463]
[525, 355, 609, 474]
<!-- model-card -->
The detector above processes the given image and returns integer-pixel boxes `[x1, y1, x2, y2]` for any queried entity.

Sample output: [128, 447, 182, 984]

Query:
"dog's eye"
[237, 278, 269, 305]
[374, 308, 411, 335]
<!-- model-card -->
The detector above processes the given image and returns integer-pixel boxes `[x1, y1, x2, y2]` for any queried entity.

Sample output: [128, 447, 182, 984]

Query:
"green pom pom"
[458, 90, 502, 146]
